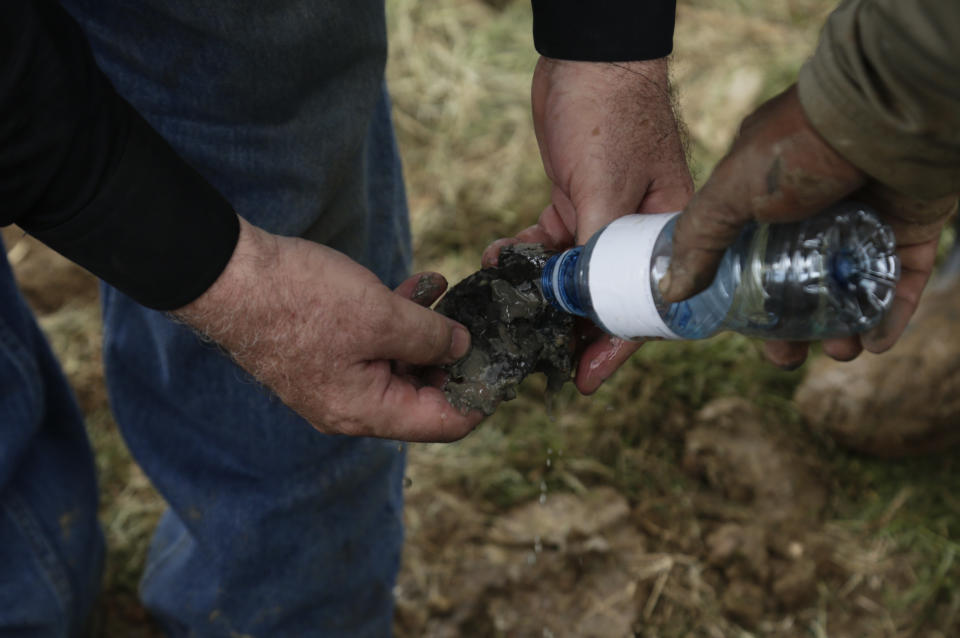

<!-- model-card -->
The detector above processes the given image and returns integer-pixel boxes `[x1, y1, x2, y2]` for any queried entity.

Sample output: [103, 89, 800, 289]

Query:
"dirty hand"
[484, 57, 694, 394]
[659, 86, 957, 368]
[174, 217, 484, 441]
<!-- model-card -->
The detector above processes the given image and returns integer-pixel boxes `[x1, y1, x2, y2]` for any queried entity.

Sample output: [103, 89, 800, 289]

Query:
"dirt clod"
[435, 244, 575, 415]
[488, 486, 630, 551]
[683, 397, 827, 523]
[772, 557, 817, 610]
[721, 580, 766, 626]
[795, 273, 960, 456]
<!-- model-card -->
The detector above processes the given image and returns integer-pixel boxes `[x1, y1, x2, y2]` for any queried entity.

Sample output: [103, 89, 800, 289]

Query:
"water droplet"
[544, 391, 556, 420]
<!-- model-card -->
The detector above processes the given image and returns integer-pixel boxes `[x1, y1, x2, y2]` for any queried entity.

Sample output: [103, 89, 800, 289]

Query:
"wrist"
[538, 56, 669, 88]
[534, 56, 674, 113]
[172, 216, 279, 346]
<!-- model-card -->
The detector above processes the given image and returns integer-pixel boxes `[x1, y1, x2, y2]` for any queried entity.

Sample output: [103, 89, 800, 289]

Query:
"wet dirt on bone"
[435, 244, 576, 415]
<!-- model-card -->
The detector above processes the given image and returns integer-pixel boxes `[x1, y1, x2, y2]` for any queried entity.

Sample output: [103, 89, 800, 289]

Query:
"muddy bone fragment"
[435, 244, 575, 415]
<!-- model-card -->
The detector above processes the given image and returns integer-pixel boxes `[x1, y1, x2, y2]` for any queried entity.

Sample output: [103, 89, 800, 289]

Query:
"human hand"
[483, 57, 694, 393]
[659, 86, 958, 368]
[173, 217, 484, 441]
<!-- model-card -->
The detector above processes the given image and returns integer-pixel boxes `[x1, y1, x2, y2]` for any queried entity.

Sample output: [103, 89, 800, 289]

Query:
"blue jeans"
[2, 0, 412, 635]
[0, 249, 104, 637]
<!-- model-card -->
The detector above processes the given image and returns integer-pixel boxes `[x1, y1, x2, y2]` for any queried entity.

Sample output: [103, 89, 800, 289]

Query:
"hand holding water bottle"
[483, 57, 693, 394]
[659, 87, 957, 368]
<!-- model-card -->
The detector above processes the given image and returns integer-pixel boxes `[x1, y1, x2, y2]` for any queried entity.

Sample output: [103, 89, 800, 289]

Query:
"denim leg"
[99, 307, 407, 635]
[0, 246, 104, 637]
[363, 86, 413, 289]
[100, 86, 412, 637]
[64, 0, 412, 629]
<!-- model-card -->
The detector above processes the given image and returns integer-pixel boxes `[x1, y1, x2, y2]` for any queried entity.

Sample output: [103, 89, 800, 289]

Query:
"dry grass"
[388, 0, 546, 281]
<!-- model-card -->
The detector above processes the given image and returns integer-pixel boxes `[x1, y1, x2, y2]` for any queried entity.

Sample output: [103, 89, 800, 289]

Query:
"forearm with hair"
[172, 218, 280, 383]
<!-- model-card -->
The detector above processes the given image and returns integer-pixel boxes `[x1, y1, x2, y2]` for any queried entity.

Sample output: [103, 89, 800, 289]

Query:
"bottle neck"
[540, 212, 683, 340]
[541, 247, 588, 317]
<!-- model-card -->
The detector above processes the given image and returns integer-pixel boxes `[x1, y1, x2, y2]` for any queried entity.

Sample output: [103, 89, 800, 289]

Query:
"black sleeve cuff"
[22, 109, 240, 311]
[4, 0, 239, 311]
[532, 1, 676, 62]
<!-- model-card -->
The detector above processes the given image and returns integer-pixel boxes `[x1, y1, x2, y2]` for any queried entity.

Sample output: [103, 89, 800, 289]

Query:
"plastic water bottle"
[540, 202, 899, 341]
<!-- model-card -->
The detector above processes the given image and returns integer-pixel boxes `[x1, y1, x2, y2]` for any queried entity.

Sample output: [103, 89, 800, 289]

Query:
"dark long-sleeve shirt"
[1, 0, 676, 310]
[1, 0, 239, 309]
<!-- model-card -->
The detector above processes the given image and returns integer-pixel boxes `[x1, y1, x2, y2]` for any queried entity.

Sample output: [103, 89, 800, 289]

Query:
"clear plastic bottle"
[540, 202, 900, 341]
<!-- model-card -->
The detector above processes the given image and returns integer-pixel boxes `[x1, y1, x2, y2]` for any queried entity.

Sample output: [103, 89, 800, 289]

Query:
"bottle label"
[588, 212, 681, 340]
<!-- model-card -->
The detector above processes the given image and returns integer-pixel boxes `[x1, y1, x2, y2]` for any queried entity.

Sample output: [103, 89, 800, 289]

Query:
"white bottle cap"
[588, 212, 682, 340]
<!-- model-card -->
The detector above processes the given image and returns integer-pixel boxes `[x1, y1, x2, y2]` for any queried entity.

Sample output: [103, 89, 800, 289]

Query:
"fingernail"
[658, 269, 673, 299]
[411, 272, 446, 307]
[450, 324, 471, 359]
[861, 301, 907, 353]
[861, 325, 891, 354]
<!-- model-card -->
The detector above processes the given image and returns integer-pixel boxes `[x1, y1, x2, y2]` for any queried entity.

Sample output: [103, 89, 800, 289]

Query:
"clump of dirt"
[683, 397, 828, 523]
[397, 486, 651, 638]
[435, 244, 575, 415]
[795, 272, 960, 456]
[681, 398, 830, 627]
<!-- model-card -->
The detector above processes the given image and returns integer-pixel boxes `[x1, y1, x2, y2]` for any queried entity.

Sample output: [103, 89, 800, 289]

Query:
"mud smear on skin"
[410, 273, 447, 306]
[435, 244, 575, 415]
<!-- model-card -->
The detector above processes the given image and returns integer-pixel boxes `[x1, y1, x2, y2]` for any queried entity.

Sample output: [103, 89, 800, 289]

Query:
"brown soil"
[396, 398, 929, 637]
[796, 273, 960, 457]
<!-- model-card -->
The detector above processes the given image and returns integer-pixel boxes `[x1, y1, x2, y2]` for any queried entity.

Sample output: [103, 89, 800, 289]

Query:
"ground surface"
[6, 1, 958, 636]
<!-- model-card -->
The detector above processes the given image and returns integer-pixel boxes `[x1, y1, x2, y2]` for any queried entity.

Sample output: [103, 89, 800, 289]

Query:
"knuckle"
[356, 291, 396, 341]
[677, 197, 745, 253]
[420, 314, 452, 358]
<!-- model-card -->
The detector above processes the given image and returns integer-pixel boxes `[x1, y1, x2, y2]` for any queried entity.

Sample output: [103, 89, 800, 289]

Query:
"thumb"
[371, 293, 471, 366]
[660, 86, 864, 302]
[657, 189, 760, 302]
